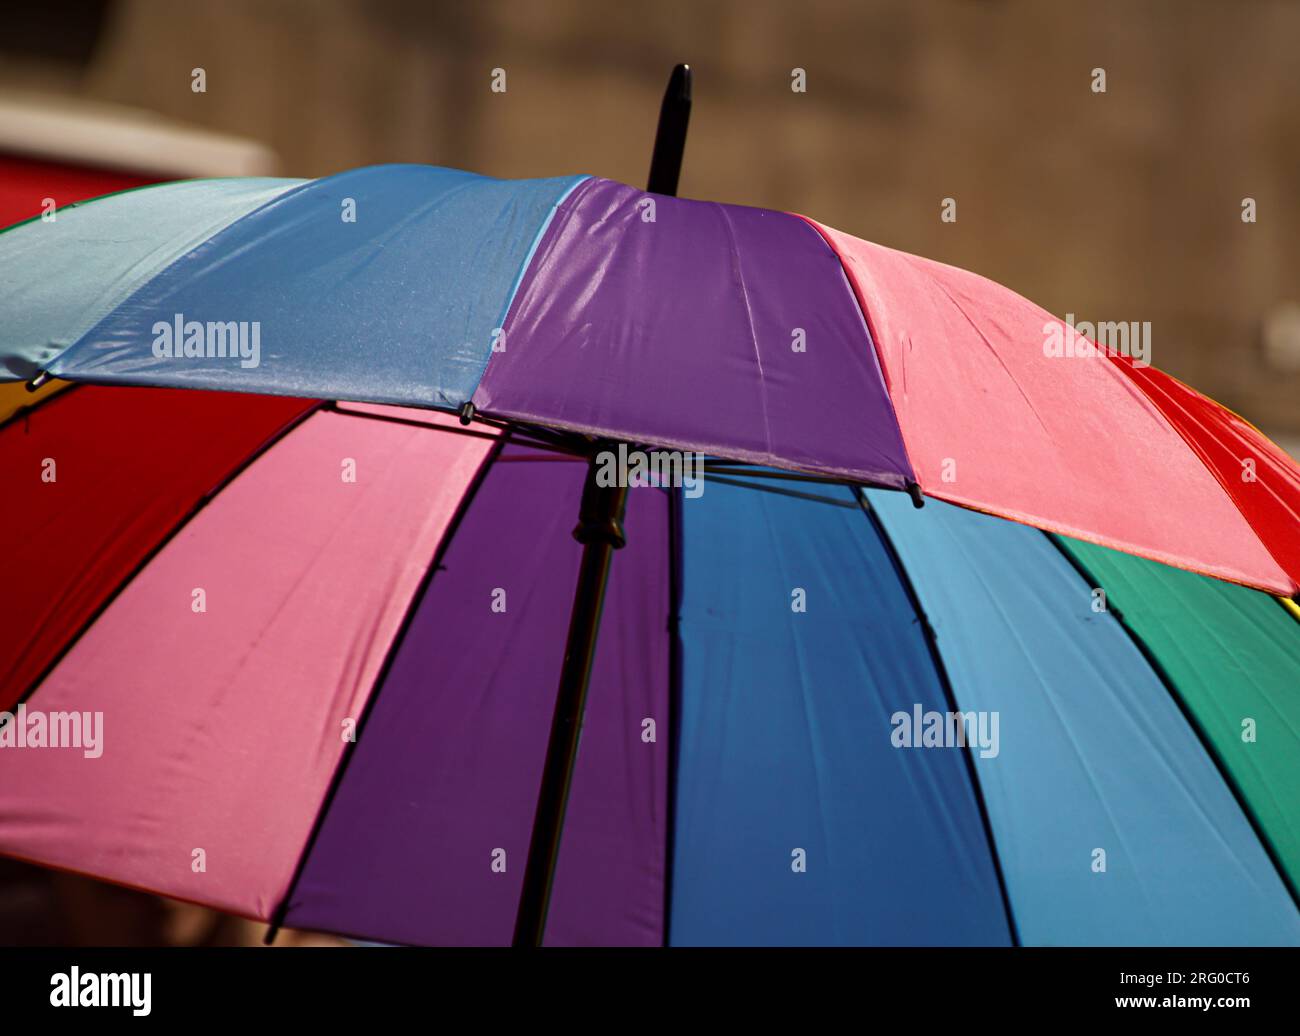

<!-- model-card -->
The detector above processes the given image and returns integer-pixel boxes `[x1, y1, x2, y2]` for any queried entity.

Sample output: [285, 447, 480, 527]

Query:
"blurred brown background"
[0, 0, 1297, 943]
[2, 0, 1296, 450]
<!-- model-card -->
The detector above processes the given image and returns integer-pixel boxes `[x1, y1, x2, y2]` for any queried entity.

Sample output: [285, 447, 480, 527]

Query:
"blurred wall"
[2, 0, 1296, 447]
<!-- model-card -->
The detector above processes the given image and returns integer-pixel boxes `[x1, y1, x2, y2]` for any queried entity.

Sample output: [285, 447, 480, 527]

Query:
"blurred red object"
[0, 152, 154, 228]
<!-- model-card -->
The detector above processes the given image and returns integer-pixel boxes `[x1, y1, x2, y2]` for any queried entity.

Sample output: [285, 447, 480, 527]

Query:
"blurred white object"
[0, 91, 276, 177]
[1262, 300, 1300, 373]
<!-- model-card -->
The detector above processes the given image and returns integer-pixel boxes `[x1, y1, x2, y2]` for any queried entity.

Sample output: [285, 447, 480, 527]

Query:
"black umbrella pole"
[513, 455, 629, 946]
[513, 62, 688, 948]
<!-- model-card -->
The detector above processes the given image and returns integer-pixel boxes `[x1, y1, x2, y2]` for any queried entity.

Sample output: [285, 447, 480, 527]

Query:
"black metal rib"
[702, 464, 859, 487]
[706, 473, 861, 508]
[660, 481, 685, 945]
[326, 400, 582, 456]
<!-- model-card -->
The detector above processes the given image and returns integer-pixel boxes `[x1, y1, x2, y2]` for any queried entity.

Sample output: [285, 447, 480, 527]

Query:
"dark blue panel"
[668, 477, 1011, 945]
[52, 165, 584, 407]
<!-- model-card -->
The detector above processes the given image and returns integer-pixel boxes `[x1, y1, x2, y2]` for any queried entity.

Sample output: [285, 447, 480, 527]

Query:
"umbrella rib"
[1044, 532, 1300, 912]
[324, 400, 585, 456]
[705, 473, 861, 508]
[264, 430, 512, 944]
[856, 490, 1022, 946]
[702, 461, 925, 507]
[8, 398, 326, 714]
[660, 480, 685, 946]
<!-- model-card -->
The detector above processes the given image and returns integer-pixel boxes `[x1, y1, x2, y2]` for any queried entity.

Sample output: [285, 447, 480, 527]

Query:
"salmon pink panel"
[808, 220, 1292, 594]
[0, 407, 494, 920]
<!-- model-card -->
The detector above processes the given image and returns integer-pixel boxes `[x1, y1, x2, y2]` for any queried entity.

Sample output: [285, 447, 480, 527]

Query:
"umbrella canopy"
[0, 384, 1298, 946]
[1, 164, 1297, 595]
[1, 100, 1299, 948]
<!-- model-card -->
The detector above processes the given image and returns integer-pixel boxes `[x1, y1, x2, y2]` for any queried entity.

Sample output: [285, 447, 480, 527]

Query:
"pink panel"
[0, 407, 494, 919]
[806, 220, 1291, 594]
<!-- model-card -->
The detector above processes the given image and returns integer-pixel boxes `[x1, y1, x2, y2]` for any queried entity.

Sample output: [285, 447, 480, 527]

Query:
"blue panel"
[867, 490, 1300, 946]
[669, 477, 1011, 945]
[50, 165, 586, 407]
[0, 178, 303, 381]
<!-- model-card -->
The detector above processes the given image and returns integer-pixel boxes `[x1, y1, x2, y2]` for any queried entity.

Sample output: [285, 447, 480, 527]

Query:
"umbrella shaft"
[513, 456, 629, 946]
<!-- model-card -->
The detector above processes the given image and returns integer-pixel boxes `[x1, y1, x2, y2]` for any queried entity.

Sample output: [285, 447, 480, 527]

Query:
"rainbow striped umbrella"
[1, 72, 1298, 947]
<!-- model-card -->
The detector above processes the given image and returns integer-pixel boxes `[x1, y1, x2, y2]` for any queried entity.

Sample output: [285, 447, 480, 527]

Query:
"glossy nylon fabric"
[5, 165, 1291, 593]
[49, 166, 583, 407]
[0, 407, 494, 920]
[0, 385, 315, 711]
[474, 178, 914, 487]
[811, 221, 1293, 595]
[669, 476, 1009, 945]
[0, 178, 302, 380]
[1057, 534, 1300, 898]
[867, 489, 1300, 945]
[1102, 357, 1300, 592]
[285, 447, 670, 946]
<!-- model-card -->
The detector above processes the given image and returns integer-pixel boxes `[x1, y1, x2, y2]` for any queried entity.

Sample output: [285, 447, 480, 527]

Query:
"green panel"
[1058, 535, 1300, 896]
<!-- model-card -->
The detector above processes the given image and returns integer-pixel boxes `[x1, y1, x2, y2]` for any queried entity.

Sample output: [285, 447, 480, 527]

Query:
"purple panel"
[283, 446, 670, 946]
[474, 178, 914, 487]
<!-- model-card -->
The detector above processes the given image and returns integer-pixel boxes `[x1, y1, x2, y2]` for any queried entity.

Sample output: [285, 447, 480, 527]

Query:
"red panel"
[1105, 357, 1300, 591]
[0, 386, 316, 708]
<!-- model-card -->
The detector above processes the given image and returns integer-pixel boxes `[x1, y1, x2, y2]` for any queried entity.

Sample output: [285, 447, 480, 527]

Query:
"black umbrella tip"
[648, 65, 693, 196]
[667, 64, 692, 102]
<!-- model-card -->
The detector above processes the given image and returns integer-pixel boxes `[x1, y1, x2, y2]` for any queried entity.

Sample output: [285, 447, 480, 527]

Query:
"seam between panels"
[921, 482, 1291, 596]
[792, 214, 920, 493]
[495, 176, 591, 335]
[265, 431, 509, 940]
[715, 202, 776, 466]
[47, 177, 316, 376]
[1100, 353, 1299, 597]
[1043, 530, 1300, 912]
[467, 175, 594, 409]
[13, 398, 326, 714]
[661, 484, 684, 947]
[0, 178, 240, 240]
[854, 489, 1020, 946]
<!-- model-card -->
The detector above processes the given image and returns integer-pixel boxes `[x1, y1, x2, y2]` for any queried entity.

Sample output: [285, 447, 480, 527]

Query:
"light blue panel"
[867, 489, 1300, 946]
[50, 165, 586, 407]
[0, 178, 303, 380]
[669, 477, 1011, 945]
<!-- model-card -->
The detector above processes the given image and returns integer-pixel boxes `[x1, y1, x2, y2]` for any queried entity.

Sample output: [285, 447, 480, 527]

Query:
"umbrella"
[0, 66, 1297, 946]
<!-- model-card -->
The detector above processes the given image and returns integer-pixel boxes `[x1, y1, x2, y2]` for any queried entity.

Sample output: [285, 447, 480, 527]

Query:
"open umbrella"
[1, 67, 1297, 946]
